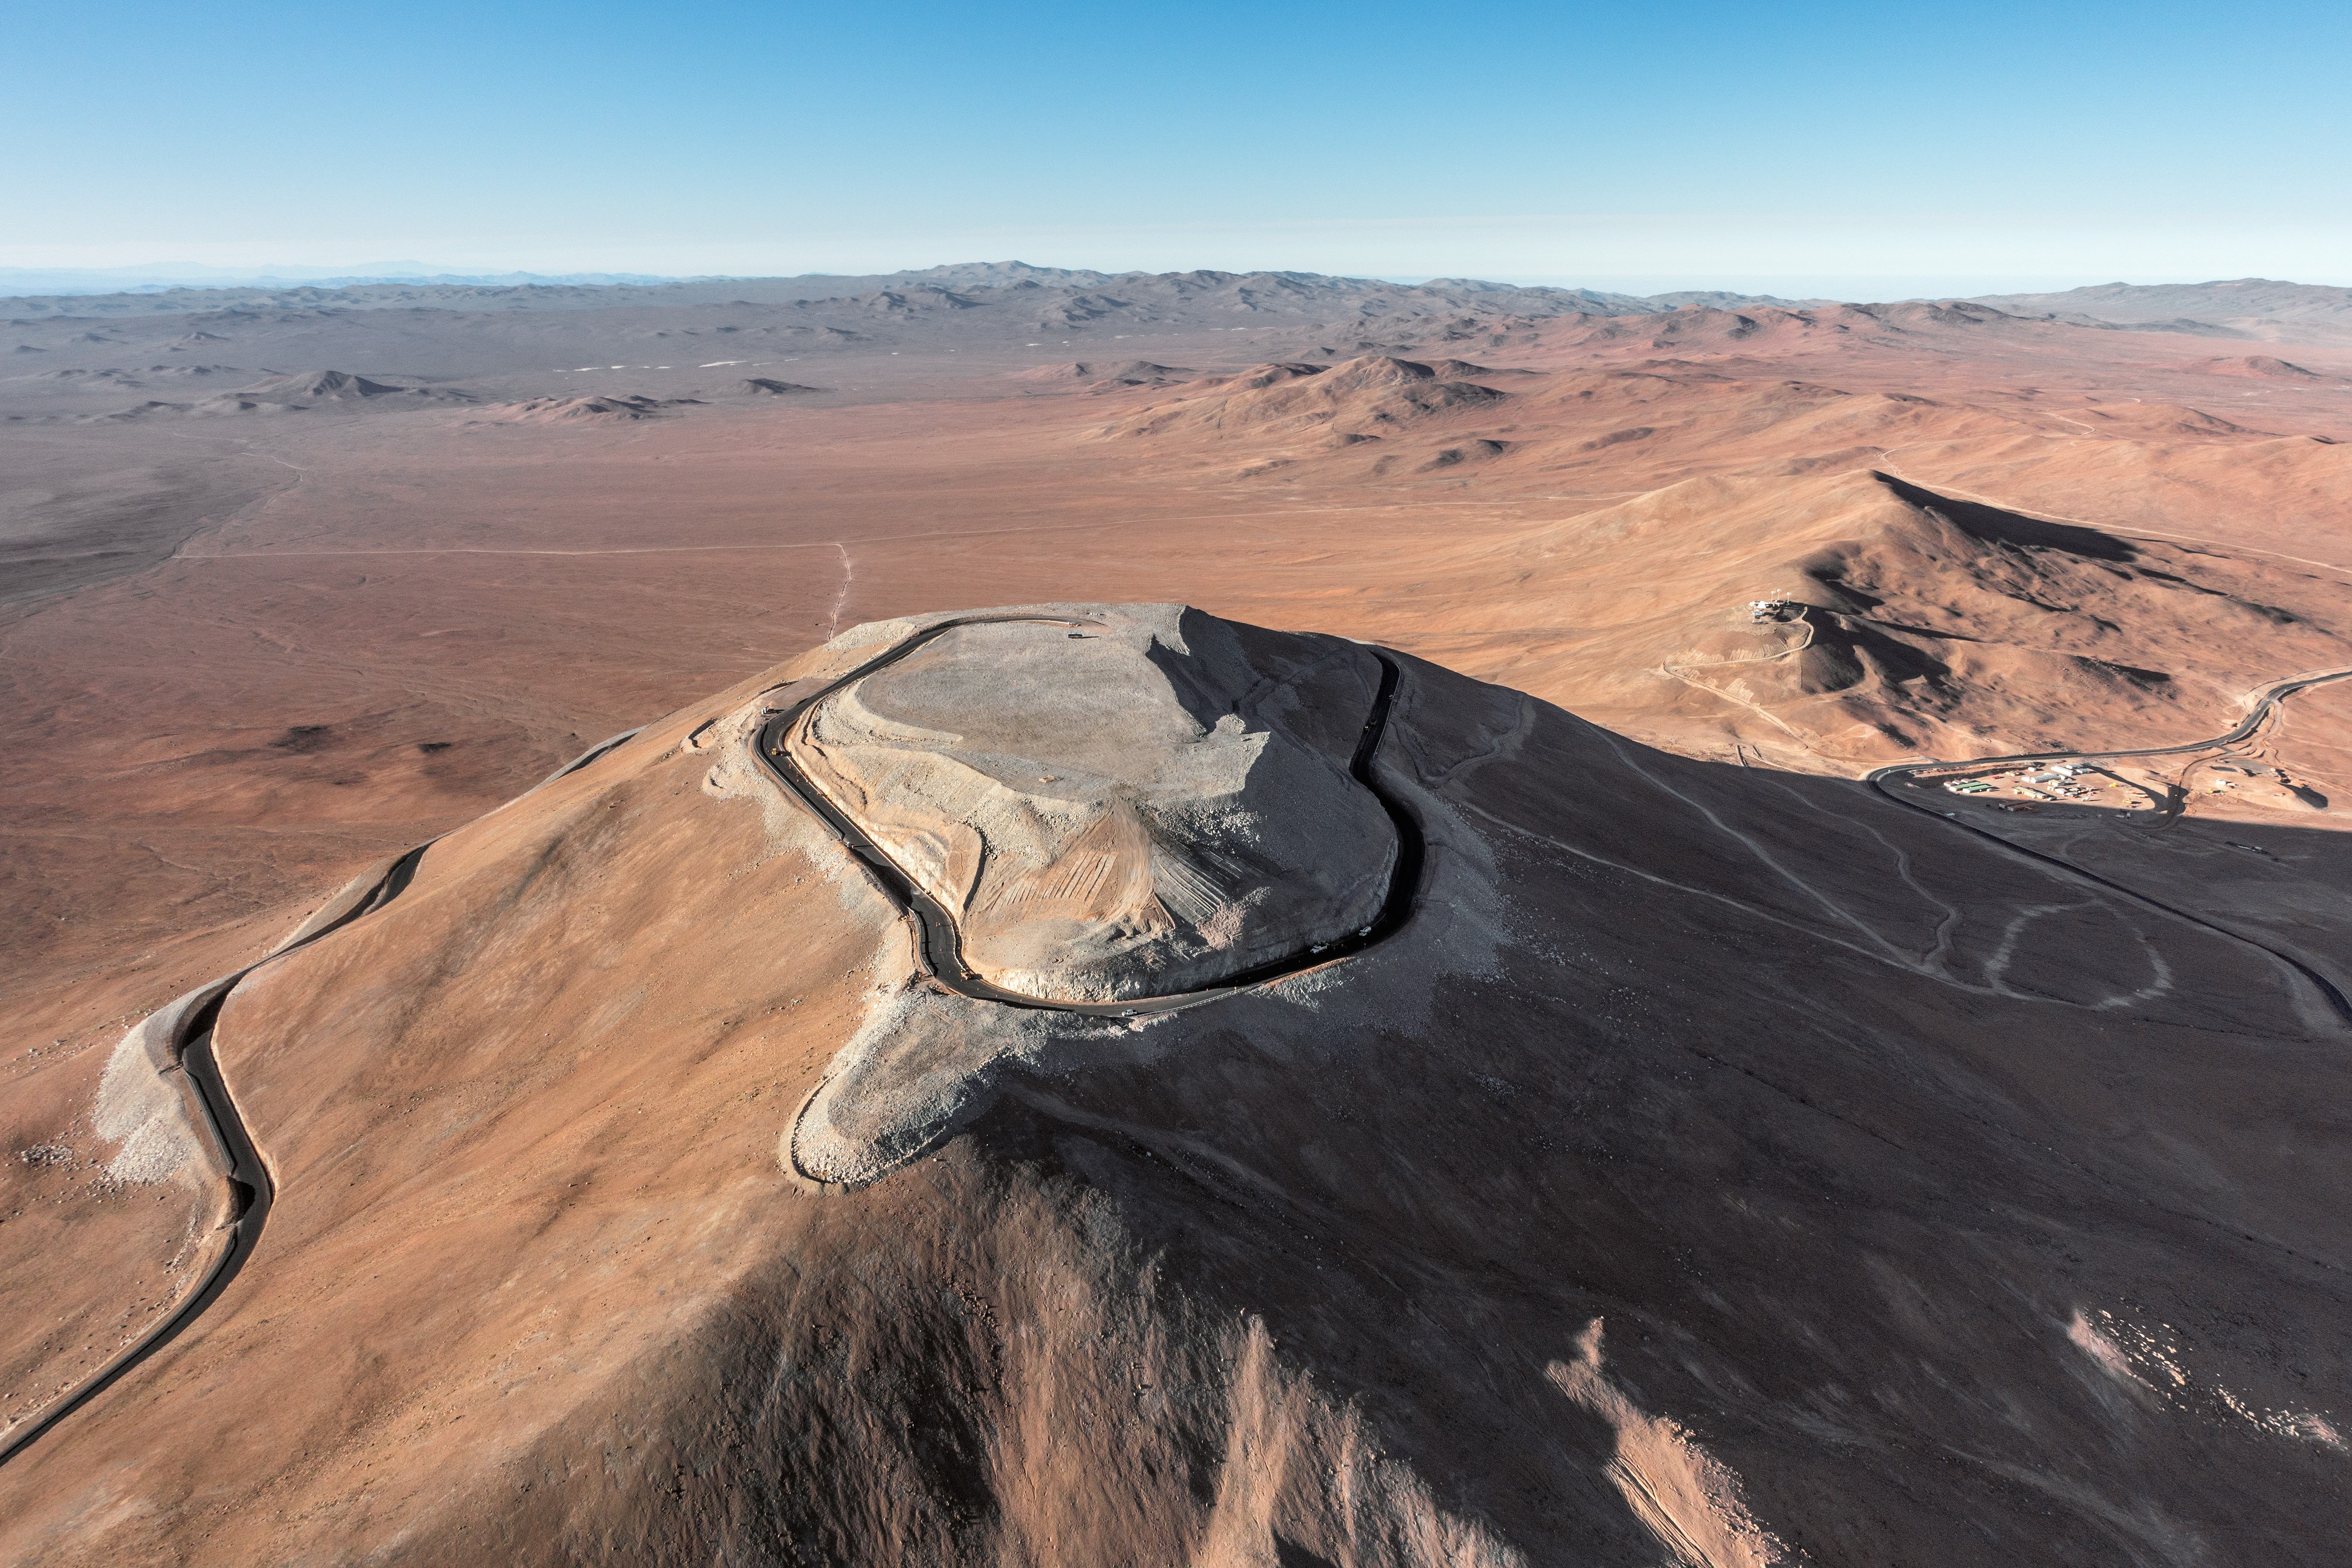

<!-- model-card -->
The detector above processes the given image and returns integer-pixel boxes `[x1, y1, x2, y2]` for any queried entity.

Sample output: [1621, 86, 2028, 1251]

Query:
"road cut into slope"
[0, 726, 648, 1469]
[12, 603, 2352, 1565]
[754, 607, 1425, 1014]
[1866, 665, 2352, 1023]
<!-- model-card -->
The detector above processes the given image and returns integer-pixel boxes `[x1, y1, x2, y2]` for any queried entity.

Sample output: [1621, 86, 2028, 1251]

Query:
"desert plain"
[4, 265, 2352, 1564]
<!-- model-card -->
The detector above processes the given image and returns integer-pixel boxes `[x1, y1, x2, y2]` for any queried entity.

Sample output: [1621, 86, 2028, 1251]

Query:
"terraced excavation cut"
[760, 605, 1414, 1007]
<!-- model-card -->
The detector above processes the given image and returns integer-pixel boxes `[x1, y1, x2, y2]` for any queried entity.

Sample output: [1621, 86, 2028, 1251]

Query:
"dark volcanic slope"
[6, 605, 2347, 1565]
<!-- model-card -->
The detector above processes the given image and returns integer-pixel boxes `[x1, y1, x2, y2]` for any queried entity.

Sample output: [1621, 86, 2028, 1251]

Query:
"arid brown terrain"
[3, 268, 2350, 1564]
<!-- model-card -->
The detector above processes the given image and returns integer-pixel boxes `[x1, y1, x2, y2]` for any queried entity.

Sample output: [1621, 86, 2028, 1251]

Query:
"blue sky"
[6, 0, 2346, 288]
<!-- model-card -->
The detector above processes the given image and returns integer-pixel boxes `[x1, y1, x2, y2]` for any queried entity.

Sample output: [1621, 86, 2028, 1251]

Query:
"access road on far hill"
[1863, 666, 2352, 1024]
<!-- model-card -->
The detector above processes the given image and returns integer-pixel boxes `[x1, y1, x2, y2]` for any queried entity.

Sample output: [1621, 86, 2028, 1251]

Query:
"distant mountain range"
[0, 259, 1795, 317]
[0, 263, 683, 295]
[1965, 279, 2352, 343]
[3, 263, 2347, 345]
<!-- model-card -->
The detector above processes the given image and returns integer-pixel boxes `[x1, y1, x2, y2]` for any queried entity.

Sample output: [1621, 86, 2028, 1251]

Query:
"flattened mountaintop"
[788, 606, 1396, 1001]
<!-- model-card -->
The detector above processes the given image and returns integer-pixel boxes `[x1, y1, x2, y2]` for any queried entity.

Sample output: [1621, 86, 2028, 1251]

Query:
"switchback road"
[1864, 667, 2352, 1025]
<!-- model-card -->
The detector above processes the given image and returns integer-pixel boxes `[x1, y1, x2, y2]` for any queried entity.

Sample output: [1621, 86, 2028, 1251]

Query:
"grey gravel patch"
[94, 1025, 201, 1185]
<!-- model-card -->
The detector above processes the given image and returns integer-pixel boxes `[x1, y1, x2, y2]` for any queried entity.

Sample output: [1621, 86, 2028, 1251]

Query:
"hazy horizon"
[10, 5, 2352, 1547]
[4, 257, 2346, 305]
[8, 0, 2345, 287]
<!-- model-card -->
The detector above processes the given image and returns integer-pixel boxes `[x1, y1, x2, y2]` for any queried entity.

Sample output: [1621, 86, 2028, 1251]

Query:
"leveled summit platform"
[787, 605, 1400, 1002]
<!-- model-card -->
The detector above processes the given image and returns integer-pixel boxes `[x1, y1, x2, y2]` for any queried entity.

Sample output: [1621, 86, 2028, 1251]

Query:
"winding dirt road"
[754, 615, 1423, 1017]
[1657, 606, 1825, 746]
[21, 638, 2336, 1468]
[0, 730, 646, 1471]
[1864, 667, 2352, 1023]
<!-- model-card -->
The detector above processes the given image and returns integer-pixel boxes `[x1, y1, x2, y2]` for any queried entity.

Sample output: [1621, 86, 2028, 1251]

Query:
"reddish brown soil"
[4, 293, 2351, 1562]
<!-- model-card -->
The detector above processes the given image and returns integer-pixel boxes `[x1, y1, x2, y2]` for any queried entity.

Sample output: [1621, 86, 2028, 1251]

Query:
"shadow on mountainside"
[374, 663, 2352, 1568]
[1876, 471, 2136, 561]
